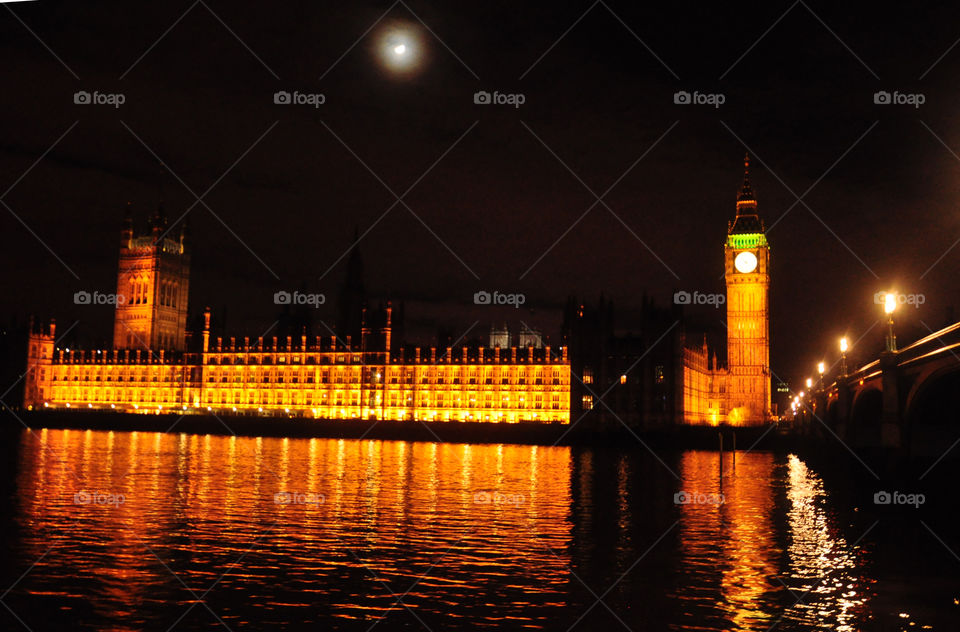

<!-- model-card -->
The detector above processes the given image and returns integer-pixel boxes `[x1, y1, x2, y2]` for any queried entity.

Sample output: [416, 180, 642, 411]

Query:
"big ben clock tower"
[724, 155, 771, 425]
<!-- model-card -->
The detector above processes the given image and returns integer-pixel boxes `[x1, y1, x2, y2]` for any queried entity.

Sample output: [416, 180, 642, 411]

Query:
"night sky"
[2, 0, 959, 389]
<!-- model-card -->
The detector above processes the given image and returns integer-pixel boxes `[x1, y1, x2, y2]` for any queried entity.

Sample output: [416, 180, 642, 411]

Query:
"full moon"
[374, 22, 424, 75]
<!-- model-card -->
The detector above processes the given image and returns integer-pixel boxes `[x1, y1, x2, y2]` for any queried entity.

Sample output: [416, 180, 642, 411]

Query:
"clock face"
[734, 250, 758, 273]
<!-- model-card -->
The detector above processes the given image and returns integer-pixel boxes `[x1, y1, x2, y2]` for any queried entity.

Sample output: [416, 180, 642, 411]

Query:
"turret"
[179, 217, 190, 252]
[202, 307, 211, 353]
[151, 201, 167, 243]
[121, 202, 134, 247]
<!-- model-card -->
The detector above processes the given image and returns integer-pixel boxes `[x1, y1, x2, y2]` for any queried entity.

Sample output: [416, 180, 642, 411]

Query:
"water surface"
[0, 428, 955, 630]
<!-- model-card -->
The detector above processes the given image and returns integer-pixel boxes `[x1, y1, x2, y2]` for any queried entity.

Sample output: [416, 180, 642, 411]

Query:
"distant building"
[518, 324, 543, 349]
[488, 323, 510, 349]
[562, 294, 681, 429]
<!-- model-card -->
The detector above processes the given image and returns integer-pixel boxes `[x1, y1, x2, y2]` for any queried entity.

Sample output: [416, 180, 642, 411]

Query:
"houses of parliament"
[23, 158, 773, 427]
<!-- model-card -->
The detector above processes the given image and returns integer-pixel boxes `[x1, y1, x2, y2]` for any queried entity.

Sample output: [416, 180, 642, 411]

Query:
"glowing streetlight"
[805, 378, 812, 389]
[884, 292, 897, 315]
[817, 361, 825, 389]
[839, 337, 849, 376]
[883, 291, 897, 352]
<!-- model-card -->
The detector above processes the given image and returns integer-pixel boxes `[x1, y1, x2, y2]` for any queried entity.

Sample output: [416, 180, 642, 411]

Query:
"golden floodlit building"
[23, 156, 771, 428]
[681, 155, 772, 425]
[23, 208, 571, 423]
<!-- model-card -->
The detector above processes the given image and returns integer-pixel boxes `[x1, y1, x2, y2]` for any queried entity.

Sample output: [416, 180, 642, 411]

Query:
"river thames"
[0, 428, 956, 631]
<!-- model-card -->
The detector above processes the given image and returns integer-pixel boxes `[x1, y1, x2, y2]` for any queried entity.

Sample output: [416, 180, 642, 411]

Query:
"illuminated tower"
[724, 155, 771, 424]
[112, 203, 191, 350]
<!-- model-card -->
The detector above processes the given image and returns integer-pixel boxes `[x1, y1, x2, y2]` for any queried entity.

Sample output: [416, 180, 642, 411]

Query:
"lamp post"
[884, 292, 897, 352]
[839, 337, 848, 377]
[805, 378, 812, 390]
[817, 361, 825, 390]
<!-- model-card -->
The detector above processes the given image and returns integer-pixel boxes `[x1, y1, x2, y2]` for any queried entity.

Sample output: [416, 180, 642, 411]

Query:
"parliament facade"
[23, 207, 571, 423]
[23, 158, 772, 427]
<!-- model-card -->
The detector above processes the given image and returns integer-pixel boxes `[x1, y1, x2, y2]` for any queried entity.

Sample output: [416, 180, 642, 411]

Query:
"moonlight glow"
[375, 22, 423, 74]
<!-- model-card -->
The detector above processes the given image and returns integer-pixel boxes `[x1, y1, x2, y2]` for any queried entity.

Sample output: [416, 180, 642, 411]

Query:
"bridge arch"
[904, 365, 960, 460]
[826, 398, 839, 428]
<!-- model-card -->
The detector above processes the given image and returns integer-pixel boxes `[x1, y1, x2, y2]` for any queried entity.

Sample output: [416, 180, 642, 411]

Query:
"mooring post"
[718, 432, 724, 479]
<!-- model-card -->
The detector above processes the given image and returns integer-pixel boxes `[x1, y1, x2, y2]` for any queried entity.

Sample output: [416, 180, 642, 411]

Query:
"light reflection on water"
[669, 451, 868, 631]
[0, 429, 883, 630]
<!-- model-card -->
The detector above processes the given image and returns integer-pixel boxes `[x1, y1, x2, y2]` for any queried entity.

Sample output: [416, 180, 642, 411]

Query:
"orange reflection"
[12, 430, 573, 629]
[675, 450, 779, 629]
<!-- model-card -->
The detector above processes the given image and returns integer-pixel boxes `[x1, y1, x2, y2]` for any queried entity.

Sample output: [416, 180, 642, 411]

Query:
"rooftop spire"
[737, 152, 755, 206]
[729, 153, 764, 235]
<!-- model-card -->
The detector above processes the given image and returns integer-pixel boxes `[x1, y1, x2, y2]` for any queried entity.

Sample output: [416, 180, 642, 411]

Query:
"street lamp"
[884, 292, 897, 352]
[839, 337, 848, 376]
[817, 361, 825, 389]
[805, 378, 812, 390]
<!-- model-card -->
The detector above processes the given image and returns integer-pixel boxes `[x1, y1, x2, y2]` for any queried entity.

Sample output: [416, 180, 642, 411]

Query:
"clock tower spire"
[729, 153, 763, 233]
[724, 153, 771, 425]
